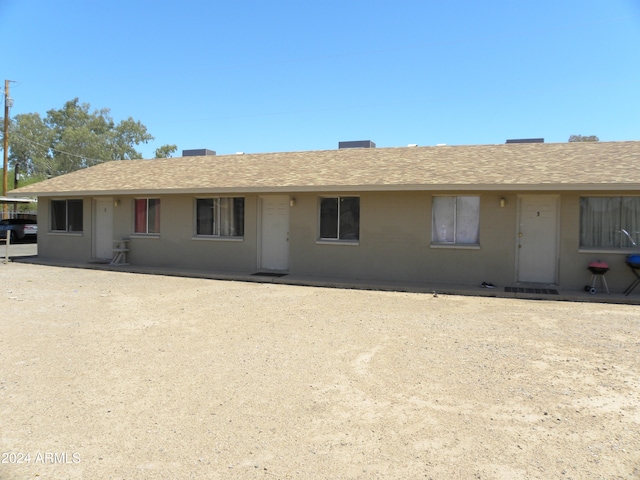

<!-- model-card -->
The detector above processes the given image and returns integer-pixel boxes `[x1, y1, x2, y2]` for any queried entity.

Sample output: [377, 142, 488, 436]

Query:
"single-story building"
[8, 140, 640, 294]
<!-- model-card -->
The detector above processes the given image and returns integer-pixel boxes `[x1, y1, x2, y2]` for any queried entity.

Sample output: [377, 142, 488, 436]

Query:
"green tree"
[5, 112, 52, 179]
[154, 144, 178, 158]
[568, 134, 599, 142]
[5, 98, 156, 181]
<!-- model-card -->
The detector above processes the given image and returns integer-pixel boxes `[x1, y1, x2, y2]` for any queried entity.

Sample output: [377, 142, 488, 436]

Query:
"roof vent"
[338, 140, 376, 149]
[182, 149, 216, 156]
[505, 138, 544, 144]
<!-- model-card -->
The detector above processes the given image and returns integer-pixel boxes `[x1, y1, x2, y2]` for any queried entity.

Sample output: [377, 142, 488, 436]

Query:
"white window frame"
[133, 198, 161, 235]
[579, 196, 640, 251]
[431, 195, 480, 247]
[194, 197, 245, 239]
[317, 196, 360, 244]
[50, 199, 83, 233]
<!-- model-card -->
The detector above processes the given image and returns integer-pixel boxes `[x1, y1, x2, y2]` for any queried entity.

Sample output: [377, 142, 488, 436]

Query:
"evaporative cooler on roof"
[505, 138, 544, 144]
[182, 149, 217, 156]
[338, 140, 376, 149]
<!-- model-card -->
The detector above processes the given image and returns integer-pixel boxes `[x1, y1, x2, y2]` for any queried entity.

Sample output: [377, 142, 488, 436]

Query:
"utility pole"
[3, 80, 13, 218]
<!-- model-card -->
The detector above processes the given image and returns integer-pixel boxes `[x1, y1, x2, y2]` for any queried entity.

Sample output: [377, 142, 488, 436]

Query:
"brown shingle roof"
[9, 141, 640, 197]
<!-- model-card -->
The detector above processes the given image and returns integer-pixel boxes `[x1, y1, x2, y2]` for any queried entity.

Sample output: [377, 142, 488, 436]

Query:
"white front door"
[259, 195, 289, 271]
[95, 198, 113, 260]
[517, 195, 559, 283]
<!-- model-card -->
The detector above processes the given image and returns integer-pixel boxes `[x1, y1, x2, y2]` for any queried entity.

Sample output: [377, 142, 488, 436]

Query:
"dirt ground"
[0, 263, 638, 479]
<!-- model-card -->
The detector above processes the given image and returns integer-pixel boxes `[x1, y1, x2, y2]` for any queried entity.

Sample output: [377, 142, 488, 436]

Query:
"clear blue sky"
[1, 0, 639, 158]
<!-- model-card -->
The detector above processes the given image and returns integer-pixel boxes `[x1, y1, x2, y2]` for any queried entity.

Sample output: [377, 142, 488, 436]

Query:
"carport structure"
[0, 195, 37, 219]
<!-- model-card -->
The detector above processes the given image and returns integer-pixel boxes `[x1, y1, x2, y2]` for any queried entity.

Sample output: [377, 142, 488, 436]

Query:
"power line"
[8, 128, 112, 164]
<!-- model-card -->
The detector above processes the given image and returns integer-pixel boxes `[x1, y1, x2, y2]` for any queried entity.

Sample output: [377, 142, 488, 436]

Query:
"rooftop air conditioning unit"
[505, 138, 544, 144]
[182, 149, 216, 156]
[338, 140, 376, 149]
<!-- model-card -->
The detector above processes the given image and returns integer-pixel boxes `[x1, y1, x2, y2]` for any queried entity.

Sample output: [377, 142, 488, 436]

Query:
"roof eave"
[0, 195, 37, 203]
[13, 183, 640, 197]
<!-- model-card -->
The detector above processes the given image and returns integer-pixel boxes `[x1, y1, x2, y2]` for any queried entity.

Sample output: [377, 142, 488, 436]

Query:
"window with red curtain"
[134, 198, 160, 234]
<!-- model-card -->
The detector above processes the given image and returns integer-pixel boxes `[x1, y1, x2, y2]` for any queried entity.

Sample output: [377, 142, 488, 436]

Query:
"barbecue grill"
[585, 260, 609, 294]
[623, 254, 640, 296]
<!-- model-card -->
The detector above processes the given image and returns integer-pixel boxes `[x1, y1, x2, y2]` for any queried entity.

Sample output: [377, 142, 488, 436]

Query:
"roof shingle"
[9, 141, 640, 196]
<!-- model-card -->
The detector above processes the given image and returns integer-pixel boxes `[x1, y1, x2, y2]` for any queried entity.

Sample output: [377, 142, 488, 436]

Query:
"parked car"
[0, 219, 38, 242]
[23, 223, 38, 237]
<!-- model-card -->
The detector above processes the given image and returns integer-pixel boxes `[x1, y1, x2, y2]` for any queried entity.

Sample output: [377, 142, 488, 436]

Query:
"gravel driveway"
[1, 263, 638, 479]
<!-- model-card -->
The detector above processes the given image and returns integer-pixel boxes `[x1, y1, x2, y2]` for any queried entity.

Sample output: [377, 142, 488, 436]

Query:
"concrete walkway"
[8, 251, 640, 305]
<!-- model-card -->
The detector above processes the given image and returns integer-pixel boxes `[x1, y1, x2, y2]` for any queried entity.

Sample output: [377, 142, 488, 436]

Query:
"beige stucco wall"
[35, 191, 639, 292]
[288, 191, 518, 286]
[37, 197, 93, 261]
[115, 194, 258, 272]
[37, 194, 258, 272]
